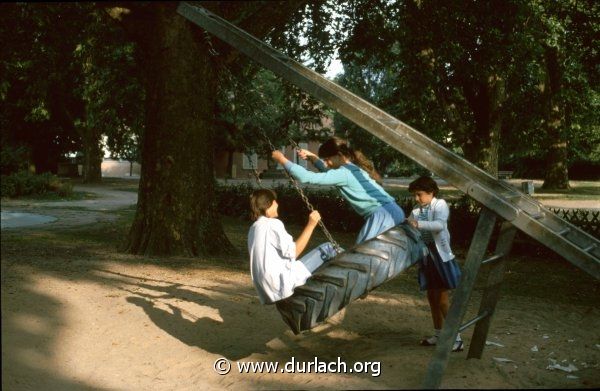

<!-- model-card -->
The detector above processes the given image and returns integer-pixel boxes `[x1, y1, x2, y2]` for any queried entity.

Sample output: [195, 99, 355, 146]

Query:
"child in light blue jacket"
[408, 176, 463, 352]
[271, 137, 405, 245]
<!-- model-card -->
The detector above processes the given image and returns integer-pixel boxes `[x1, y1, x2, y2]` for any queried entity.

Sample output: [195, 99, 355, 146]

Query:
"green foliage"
[3, 0, 596, 181]
[216, 66, 329, 158]
[217, 185, 598, 250]
[217, 183, 413, 232]
[335, 0, 540, 170]
[500, 0, 600, 173]
[268, 0, 347, 74]
[0, 3, 87, 172]
[323, 0, 599, 177]
[213, 0, 349, 159]
[0, 3, 143, 176]
[0, 171, 72, 198]
[1, 145, 30, 175]
[216, 183, 362, 231]
[73, 9, 144, 163]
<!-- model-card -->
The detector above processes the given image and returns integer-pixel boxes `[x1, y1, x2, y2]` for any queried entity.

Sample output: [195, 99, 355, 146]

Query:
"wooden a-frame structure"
[177, 3, 600, 387]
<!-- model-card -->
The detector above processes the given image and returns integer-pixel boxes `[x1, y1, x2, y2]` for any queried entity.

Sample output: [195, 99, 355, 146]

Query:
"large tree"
[75, 7, 145, 182]
[328, 0, 598, 183]
[496, 0, 599, 184]
[334, 0, 537, 176]
[535, 0, 599, 189]
[108, 2, 308, 256]
[0, 4, 85, 174]
[0, 3, 144, 181]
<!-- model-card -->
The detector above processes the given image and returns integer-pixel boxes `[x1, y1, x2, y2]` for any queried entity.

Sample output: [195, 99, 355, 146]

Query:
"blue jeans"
[299, 242, 339, 272]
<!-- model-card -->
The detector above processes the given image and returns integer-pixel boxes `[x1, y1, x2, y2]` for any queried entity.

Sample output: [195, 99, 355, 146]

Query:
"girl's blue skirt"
[356, 202, 405, 244]
[418, 243, 462, 290]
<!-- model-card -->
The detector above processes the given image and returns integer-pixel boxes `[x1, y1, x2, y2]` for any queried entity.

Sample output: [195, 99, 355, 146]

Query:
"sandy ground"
[1, 181, 599, 389]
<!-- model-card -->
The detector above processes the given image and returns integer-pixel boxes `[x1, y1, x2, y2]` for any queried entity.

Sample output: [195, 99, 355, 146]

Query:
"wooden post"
[467, 221, 517, 358]
[422, 207, 497, 389]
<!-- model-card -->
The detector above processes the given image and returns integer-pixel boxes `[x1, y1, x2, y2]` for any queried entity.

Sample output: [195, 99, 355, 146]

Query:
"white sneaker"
[452, 340, 464, 352]
[420, 336, 438, 346]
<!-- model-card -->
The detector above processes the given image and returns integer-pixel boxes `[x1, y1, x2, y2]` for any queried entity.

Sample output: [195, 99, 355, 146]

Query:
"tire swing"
[247, 136, 426, 334]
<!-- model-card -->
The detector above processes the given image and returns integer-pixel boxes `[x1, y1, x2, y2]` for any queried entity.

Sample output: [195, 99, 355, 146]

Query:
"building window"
[242, 153, 258, 170]
[276, 147, 285, 170]
[296, 142, 308, 168]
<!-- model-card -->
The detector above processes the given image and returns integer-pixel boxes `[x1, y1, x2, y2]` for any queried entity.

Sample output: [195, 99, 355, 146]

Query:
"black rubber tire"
[276, 222, 425, 334]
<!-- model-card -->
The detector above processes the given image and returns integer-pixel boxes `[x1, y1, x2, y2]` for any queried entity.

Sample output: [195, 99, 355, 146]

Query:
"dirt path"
[1, 184, 137, 229]
[2, 182, 599, 389]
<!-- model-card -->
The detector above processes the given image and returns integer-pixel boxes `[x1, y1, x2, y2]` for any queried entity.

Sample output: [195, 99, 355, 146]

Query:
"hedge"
[1, 171, 73, 198]
[217, 183, 599, 254]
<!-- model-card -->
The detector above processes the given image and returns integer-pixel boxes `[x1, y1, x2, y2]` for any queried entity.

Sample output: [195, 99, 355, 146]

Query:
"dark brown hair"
[318, 136, 383, 184]
[249, 189, 277, 220]
[408, 175, 439, 197]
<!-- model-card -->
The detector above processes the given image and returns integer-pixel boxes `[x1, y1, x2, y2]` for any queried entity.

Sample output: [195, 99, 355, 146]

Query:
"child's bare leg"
[427, 289, 443, 330]
[436, 289, 462, 348]
[439, 289, 449, 321]
[421, 289, 442, 345]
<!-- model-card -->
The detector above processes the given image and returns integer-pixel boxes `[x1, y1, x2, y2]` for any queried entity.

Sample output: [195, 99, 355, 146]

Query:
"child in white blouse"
[247, 189, 337, 304]
[408, 176, 463, 352]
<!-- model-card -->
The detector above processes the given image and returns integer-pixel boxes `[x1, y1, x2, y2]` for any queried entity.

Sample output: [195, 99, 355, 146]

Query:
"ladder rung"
[458, 311, 490, 332]
[582, 243, 597, 253]
[502, 193, 521, 201]
[380, 119, 399, 127]
[530, 212, 545, 220]
[481, 253, 504, 265]
[556, 227, 571, 236]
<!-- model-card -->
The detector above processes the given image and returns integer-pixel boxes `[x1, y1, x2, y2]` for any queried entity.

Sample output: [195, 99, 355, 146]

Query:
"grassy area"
[97, 178, 140, 190]
[114, 187, 139, 193]
[534, 187, 600, 199]
[67, 177, 140, 190]
[17, 190, 98, 202]
[385, 187, 464, 201]
[385, 179, 600, 201]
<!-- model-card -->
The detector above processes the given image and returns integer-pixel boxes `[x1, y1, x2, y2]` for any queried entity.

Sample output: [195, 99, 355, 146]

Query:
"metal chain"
[203, 29, 342, 253]
[288, 137, 301, 150]
[261, 134, 342, 253]
[202, 29, 220, 57]
[245, 152, 263, 187]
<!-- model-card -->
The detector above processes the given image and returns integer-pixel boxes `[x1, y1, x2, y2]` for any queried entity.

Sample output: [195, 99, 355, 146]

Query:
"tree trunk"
[541, 46, 570, 190]
[461, 76, 504, 177]
[125, 5, 233, 256]
[226, 150, 234, 178]
[82, 131, 103, 183]
[108, 2, 307, 256]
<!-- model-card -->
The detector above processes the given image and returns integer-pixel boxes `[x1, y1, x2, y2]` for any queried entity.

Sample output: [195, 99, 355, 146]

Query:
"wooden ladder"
[423, 207, 517, 388]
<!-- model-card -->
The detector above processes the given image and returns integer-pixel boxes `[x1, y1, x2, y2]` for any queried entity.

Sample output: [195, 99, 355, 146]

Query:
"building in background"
[214, 117, 334, 179]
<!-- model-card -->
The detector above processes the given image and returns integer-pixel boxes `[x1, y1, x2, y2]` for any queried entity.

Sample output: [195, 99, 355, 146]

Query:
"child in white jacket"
[408, 176, 463, 352]
[247, 189, 337, 304]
